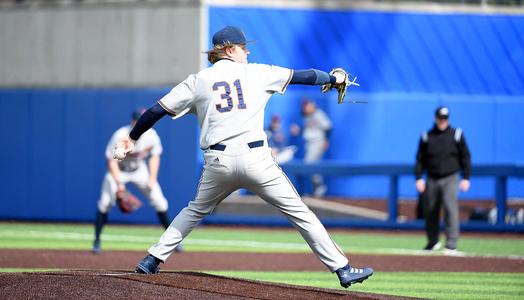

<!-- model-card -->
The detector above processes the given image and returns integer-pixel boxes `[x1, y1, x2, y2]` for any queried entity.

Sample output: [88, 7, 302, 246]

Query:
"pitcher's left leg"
[245, 154, 372, 287]
[245, 153, 347, 271]
[254, 180, 348, 271]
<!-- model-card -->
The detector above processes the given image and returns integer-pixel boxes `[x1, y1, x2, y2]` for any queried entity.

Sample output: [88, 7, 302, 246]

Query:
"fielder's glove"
[321, 68, 360, 104]
[116, 190, 142, 214]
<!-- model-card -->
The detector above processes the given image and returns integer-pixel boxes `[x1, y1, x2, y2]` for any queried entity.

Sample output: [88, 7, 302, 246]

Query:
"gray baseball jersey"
[304, 110, 332, 143]
[304, 109, 332, 163]
[148, 59, 348, 272]
[158, 60, 291, 149]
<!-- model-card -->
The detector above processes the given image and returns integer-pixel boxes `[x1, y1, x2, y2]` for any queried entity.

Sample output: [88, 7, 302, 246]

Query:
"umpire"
[415, 106, 471, 253]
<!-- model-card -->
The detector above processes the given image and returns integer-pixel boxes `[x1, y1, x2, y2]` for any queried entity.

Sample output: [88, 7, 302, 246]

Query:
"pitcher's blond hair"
[205, 42, 236, 64]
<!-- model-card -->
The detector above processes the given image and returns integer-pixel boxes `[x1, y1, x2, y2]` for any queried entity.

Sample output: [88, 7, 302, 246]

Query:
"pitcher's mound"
[0, 270, 418, 299]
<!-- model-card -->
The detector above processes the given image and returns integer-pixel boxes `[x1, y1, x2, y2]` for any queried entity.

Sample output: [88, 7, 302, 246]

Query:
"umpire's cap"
[435, 106, 450, 119]
[212, 26, 252, 46]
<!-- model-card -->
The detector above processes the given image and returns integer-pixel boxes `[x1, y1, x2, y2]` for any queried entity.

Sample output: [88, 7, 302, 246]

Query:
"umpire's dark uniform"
[415, 106, 471, 251]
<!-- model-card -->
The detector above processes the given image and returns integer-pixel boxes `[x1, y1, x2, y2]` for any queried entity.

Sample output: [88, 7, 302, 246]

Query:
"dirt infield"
[1, 249, 522, 273]
[1, 250, 522, 299]
[0, 270, 417, 300]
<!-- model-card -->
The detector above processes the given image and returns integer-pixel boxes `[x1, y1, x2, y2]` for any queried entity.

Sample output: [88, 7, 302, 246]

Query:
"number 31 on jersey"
[213, 79, 246, 113]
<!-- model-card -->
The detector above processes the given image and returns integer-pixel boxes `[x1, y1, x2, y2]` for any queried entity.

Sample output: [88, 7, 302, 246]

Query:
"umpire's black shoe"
[135, 254, 161, 274]
[336, 264, 374, 288]
[423, 241, 442, 251]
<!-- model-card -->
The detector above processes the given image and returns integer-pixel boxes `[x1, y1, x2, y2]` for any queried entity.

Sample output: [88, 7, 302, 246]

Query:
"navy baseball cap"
[435, 106, 449, 119]
[212, 26, 252, 46]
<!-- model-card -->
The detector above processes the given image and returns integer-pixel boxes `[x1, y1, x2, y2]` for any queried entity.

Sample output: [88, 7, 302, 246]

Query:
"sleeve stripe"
[421, 131, 428, 142]
[281, 69, 294, 93]
[157, 100, 177, 116]
[454, 128, 462, 143]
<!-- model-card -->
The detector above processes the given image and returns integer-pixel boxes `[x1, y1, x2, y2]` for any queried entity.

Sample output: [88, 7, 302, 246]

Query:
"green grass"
[0, 222, 522, 257]
[0, 268, 57, 273]
[208, 271, 524, 300]
[1, 223, 523, 300]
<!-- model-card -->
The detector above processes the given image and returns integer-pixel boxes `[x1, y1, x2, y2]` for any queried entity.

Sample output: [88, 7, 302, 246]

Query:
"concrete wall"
[0, 2, 203, 87]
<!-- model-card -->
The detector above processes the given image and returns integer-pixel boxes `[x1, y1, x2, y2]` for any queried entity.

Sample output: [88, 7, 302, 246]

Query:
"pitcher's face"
[228, 44, 250, 64]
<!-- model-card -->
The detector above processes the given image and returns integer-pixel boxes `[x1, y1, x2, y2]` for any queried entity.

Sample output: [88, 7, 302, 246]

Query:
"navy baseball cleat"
[174, 244, 184, 253]
[336, 265, 374, 288]
[135, 254, 161, 274]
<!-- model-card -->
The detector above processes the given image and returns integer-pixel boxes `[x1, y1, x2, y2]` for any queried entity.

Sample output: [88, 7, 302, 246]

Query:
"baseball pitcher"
[114, 26, 372, 288]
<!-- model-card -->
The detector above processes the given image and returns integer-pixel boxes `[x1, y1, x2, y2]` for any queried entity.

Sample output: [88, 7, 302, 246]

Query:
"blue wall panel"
[209, 7, 524, 95]
[0, 90, 32, 218]
[29, 91, 66, 219]
[62, 90, 101, 220]
[0, 89, 198, 223]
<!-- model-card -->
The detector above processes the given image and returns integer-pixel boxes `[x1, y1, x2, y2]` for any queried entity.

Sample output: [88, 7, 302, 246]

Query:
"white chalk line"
[0, 230, 522, 260]
[0, 230, 308, 250]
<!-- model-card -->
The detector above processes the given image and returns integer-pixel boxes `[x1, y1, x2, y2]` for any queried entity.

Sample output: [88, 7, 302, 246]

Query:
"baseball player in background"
[114, 26, 373, 288]
[292, 98, 332, 196]
[265, 114, 297, 164]
[92, 109, 182, 254]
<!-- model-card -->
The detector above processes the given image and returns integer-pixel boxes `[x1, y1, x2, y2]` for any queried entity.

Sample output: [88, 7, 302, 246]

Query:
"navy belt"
[210, 140, 264, 151]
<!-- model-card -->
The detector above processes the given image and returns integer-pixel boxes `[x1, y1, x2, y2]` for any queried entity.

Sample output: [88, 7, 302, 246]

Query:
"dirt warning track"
[0, 249, 522, 273]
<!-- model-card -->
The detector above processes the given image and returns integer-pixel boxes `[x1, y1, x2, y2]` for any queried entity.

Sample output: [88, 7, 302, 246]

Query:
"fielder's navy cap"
[435, 106, 449, 119]
[212, 26, 251, 46]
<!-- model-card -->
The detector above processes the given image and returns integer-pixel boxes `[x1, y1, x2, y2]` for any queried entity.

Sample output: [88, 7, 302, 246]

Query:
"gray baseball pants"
[424, 173, 460, 249]
[305, 139, 326, 190]
[147, 143, 349, 272]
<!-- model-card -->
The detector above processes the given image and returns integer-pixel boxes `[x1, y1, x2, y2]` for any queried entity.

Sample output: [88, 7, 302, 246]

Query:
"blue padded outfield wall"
[210, 6, 524, 198]
[0, 7, 523, 222]
[0, 89, 199, 223]
[210, 7, 524, 95]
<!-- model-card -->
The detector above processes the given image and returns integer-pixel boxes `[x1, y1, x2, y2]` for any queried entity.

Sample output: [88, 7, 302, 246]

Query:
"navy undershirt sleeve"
[290, 69, 337, 85]
[129, 102, 168, 141]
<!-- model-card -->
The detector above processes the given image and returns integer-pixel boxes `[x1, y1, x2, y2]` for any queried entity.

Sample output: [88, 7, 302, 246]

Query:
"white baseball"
[114, 146, 126, 160]
[333, 71, 346, 84]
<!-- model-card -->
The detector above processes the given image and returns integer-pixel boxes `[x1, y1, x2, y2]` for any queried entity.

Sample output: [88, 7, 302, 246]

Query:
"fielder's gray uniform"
[148, 59, 349, 271]
[304, 109, 332, 163]
[304, 109, 331, 195]
[97, 126, 168, 213]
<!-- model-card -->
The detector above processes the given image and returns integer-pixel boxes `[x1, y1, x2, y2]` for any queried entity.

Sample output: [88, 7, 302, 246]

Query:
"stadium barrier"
[279, 162, 524, 230]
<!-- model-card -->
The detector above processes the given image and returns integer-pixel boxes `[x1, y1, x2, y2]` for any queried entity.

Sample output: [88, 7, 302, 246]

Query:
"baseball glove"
[116, 190, 142, 214]
[321, 68, 360, 104]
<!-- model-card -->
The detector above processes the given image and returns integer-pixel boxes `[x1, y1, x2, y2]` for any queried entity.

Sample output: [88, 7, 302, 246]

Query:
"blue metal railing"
[281, 163, 524, 225]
